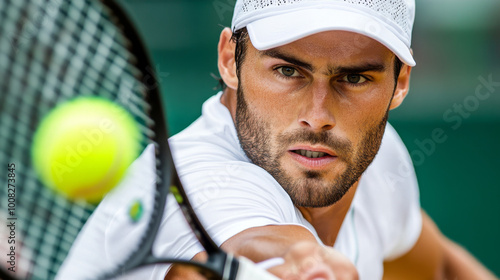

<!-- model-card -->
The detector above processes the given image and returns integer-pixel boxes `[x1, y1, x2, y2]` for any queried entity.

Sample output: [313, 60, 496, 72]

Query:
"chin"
[285, 177, 352, 208]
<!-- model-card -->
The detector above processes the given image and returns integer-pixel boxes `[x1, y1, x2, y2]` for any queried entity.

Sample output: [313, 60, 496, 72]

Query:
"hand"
[268, 241, 358, 280]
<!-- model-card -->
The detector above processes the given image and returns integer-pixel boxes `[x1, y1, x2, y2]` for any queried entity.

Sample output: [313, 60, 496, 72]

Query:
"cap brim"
[246, 8, 415, 66]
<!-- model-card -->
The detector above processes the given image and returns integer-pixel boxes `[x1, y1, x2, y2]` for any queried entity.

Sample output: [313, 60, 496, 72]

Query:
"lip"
[288, 145, 338, 170]
[289, 145, 337, 156]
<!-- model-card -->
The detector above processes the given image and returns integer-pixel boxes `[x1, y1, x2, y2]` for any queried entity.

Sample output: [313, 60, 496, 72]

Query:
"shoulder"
[169, 93, 246, 164]
[366, 122, 417, 194]
[168, 93, 293, 209]
[162, 161, 304, 251]
[178, 160, 293, 213]
[379, 123, 411, 162]
[355, 123, 422, 259]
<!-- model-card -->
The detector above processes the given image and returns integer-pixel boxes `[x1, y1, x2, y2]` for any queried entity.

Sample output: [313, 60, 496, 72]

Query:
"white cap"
[231, 0, 416, 66]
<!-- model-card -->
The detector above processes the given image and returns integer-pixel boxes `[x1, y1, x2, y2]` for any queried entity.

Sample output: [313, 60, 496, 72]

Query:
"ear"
[218, 28, 238, 90]
[389, 63, 412, 110]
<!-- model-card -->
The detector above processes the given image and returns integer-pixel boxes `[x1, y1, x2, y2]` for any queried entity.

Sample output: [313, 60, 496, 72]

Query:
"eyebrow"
[329, 64, 386, 76]
[262, 49, 314, 72]
[261, 49, 387, 75]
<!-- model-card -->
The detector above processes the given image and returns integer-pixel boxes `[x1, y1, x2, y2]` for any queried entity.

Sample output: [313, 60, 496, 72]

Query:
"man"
[164, 0, 497, 279]
[57, 0, 497, 279]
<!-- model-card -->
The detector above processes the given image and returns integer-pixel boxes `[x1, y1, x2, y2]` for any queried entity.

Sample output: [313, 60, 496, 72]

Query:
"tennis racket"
[0, 0, 280, 279]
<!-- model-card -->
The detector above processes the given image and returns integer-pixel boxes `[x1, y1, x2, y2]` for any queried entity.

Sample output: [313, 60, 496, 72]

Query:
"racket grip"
[235, 256, 281, 280]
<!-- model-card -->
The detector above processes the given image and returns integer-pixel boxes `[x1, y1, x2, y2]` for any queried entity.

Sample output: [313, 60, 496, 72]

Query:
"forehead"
[249, 30, 395, 66]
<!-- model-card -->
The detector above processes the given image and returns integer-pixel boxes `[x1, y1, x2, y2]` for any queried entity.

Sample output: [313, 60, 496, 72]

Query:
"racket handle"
[235, 256, 281, 280]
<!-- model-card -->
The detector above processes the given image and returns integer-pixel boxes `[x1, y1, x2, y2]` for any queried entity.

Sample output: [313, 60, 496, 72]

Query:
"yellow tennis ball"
[32, 97, 141, 203]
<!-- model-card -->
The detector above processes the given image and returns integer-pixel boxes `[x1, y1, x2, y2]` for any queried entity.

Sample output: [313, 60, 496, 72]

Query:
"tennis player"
[163, 0, 497, 279]
[58, 0, 497, 279]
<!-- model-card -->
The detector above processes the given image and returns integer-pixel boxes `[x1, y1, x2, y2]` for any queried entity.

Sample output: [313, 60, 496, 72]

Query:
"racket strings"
[0, 0, 153, 141]
[0, 0, 26, 113]
[50, 1, 154, 145]
[0, 0, 158, 279]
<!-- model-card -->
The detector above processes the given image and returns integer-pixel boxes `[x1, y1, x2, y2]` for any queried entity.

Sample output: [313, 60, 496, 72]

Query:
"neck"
[220, 88, 237, 123]
[298, 181, 359, 246]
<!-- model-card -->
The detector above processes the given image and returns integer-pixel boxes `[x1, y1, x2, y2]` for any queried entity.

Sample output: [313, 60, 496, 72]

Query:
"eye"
[276, 66, 300, 78]
[341, 74, 367, 84]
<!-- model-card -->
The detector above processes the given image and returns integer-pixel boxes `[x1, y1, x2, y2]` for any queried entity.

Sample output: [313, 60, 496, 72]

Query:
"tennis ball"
[32, 97, 141, 203]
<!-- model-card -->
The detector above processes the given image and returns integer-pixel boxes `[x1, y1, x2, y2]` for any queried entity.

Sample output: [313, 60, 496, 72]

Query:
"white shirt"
[58, 92, 422, 280]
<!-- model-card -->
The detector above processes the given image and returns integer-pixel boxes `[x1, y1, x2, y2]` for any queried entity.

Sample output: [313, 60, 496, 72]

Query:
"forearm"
[168, 225, 358, 280]
[221, 225, 324, 278]
[166, 225, 317, 279]
[165, 252, 207, 280]
[221, 225, 358, 279]
[383, 211, 498, 280]
[220, 225, 318, 262]
[442, 238, 498, 280]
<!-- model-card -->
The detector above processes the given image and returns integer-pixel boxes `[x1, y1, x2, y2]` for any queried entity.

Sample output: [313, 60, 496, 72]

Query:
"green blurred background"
[119, 0, 500, 274]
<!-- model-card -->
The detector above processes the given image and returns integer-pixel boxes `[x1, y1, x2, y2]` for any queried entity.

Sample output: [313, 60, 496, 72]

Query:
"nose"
[298, 83, 336, 132]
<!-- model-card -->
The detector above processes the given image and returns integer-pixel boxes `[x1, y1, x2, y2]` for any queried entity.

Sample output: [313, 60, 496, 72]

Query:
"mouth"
[288, 146, 337, 170]
[291, 149, 330, 159]
[289, 145, 336, 158]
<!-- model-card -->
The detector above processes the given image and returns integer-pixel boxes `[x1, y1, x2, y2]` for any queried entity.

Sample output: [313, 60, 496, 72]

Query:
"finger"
[302, 262, 336, 280]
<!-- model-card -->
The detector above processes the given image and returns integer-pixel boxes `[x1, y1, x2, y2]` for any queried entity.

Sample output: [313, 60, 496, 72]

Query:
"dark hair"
[216, 27, 403, 89]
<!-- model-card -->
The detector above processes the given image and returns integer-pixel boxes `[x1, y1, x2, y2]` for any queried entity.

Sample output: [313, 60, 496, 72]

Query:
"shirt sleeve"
[178, 161, 301, 247]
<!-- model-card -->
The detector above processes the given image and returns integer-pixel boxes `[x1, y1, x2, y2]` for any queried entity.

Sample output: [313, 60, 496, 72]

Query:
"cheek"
[240, 70, 297, 128]
[335, 86, 393, 141]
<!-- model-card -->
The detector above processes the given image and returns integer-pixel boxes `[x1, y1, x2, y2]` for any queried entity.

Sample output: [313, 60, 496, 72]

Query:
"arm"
[441, 234, 498, 279]
[222, 224, 358, 279]
[165, 252, 207, 280]
[166, 224, 358, 280]
[383, 211, 498, 280]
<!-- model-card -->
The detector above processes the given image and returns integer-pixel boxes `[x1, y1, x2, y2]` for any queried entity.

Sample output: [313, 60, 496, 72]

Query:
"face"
[233, 31, 401, 208]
